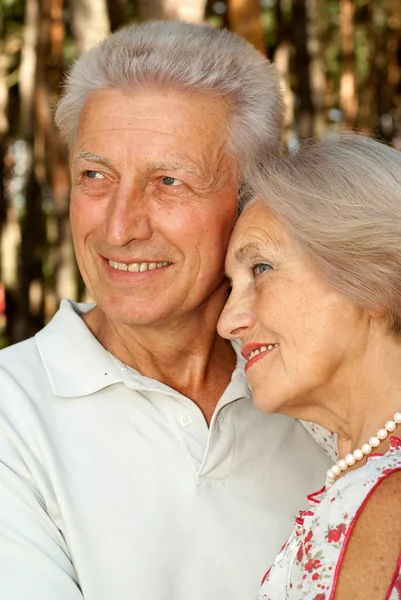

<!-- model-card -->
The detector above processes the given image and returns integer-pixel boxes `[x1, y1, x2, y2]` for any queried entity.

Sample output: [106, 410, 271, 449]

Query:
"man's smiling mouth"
[107, 260, 172, 272]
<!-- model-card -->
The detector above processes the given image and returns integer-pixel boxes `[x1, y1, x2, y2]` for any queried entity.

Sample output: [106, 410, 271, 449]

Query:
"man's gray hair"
[254, 133, 401, 335]
[55, 20, 284, 205]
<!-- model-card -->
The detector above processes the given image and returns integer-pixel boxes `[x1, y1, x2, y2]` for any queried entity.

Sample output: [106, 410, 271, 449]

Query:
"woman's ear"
[366, 305, 387, 320]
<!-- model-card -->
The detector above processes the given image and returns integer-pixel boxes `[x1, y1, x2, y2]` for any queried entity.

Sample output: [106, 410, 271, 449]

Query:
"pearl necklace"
[325, 411, 401, 489]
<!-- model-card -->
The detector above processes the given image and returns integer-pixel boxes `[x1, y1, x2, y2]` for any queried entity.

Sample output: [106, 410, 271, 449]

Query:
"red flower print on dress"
[305, 530, 313, 543]
[390, 436, 401, 450]
[327, 528, 341, 543]
[326, 523, 346, 543]
[255, 445, 401, 600]
[304, 559, 321, 572]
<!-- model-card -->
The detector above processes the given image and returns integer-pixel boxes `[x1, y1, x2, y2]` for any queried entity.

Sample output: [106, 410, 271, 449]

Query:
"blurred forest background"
[0, 0, 400, 347]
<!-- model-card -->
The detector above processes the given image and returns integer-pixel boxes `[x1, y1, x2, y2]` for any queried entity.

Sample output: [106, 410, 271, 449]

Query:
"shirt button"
[180, 414, 193, 427]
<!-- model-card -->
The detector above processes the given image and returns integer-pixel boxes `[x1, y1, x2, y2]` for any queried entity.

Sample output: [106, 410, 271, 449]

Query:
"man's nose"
[104, 186, 153, 246]
[217, 292, 255, 340]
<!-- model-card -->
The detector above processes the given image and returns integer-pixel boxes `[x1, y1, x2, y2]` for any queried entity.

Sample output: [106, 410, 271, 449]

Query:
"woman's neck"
[295, 326, 401, 455]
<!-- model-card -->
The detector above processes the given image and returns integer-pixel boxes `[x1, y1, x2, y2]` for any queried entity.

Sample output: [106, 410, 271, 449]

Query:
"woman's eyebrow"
[234, 241, 261, 263]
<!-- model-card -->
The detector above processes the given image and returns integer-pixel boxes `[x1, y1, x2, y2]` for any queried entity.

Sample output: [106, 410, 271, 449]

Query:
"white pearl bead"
[345, 453, 356, 466]
[323, 410, 400, 489]
[385, 420, 396, 432]
[353, 448, 364, 460]
[361, 443, 372, 455]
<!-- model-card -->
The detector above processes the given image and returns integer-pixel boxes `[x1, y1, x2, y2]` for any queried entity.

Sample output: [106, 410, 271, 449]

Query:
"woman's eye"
[85, 170, 104, 179]
[252, 263, 272, 276]
[162, 176, 182, 187]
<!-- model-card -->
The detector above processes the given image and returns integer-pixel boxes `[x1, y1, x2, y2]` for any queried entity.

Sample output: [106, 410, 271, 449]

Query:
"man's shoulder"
[0, 334, 40, 374]
[0, 299, 117, 399]
[0, 300, 86, 373]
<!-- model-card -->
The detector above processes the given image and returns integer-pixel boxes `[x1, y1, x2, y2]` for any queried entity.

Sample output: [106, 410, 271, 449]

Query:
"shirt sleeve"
[0, 427, 84, 599]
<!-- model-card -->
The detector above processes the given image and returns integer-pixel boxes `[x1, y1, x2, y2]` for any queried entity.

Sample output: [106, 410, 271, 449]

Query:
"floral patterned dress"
[257, 436, 401, 600]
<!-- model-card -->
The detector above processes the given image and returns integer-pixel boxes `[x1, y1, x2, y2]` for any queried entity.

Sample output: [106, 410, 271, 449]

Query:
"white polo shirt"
[0, 300, 332, 600]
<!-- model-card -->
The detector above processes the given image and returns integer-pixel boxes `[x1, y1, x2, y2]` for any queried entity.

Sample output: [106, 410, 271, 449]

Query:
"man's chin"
[84, 300, 175, 328]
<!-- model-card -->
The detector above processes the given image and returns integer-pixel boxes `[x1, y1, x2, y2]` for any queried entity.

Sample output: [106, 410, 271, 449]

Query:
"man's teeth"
[248, 344, 278, 360]
[108, 260, 171, 272]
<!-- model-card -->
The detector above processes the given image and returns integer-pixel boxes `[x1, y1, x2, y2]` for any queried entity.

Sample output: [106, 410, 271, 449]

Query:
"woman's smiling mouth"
[241, 343, 279, 371]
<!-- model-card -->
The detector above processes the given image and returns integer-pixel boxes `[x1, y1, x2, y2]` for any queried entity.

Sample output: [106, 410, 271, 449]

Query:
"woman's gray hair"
[254, 133, 401, 335]
[55, 20, 284, 205]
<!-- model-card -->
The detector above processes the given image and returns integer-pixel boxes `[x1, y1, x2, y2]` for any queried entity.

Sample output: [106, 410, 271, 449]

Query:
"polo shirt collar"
[35, 299, 250, 405]
[114, 338, 251, 409]
[35, 299, 123, 397]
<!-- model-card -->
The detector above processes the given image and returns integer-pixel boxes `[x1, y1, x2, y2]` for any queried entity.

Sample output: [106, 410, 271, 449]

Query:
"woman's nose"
[217, 292, 255, 340]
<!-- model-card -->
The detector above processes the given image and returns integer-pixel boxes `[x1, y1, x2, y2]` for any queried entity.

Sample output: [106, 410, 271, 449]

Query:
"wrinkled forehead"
[227, 199, 284, 260]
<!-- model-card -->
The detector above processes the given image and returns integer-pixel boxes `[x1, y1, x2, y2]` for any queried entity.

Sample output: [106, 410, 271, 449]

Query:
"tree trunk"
[340, 0, 358, 128]
[13, 0, 74, 341]
[273, 0, 294, 148]
[292, 0, 314, 139]
[384, 0, 401, 143]
[137, 0, 207, 22]
[4, 0, 39, 342]
[70, 0, 110, 56]
[306, 0, 325, 137]
[227, 0, 265, 54]
[106, 0, 129, 32]
[0, 32, 9, 273]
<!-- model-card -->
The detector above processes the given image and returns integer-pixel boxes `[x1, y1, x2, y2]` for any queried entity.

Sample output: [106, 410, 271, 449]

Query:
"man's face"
[70, 87, 239, 327]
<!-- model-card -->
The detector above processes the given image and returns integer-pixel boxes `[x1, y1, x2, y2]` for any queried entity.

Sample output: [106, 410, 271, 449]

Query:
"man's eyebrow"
[149, 162, 201, 176]
[73, 151, 113, 168]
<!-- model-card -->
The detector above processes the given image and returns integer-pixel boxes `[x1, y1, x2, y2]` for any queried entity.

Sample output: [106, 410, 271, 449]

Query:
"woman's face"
[217, 199, 368, 416]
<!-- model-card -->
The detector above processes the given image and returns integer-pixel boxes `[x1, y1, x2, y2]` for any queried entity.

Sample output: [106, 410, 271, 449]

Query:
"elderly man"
[0, 21, 331, 600]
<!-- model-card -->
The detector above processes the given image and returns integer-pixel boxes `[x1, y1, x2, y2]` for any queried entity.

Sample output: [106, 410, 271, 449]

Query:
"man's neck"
[82, 295, 237, 424]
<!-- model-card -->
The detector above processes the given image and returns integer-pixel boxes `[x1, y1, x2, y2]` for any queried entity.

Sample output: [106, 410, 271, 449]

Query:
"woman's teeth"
[248, 344, 278, 360]
[108, 260, 171, 272]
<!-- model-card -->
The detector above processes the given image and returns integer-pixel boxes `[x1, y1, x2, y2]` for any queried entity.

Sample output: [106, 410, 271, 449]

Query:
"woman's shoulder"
[257, 441, 401, 599]
[286, 440, 401, 598]
[312, 438, 401, 539]
[326, 437, 401, 502]
[328, 464, 401, 599]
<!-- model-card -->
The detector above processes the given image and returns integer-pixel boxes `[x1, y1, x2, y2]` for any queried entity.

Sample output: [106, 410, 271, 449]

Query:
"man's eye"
[252, 263, 272, 276]
[162, 176, 182, 187]
[85, 170, 104, 179]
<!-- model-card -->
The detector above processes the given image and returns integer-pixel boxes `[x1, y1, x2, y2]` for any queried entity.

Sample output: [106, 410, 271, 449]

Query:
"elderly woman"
[218, 133, 401, 599]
